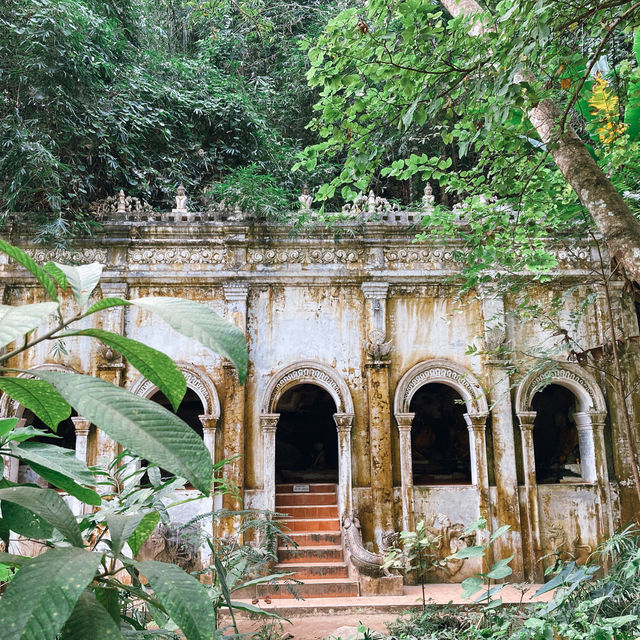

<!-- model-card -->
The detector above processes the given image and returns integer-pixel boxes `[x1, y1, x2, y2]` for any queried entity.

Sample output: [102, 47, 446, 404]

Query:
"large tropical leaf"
[0, 486, 83, 547]
[61, 329, 186, 411]
[0, 548, 102, 640]
[32, 371, 213, 494]
[0, 417, 18, 437]
[59, 589, 123, 640]
[0, 302, 59, 350]
[135, 560, 216, 640]
[128, 511, 160, 556]
[106, 512, 146, 556]
[84, 297, 131, 315]
[0, 239, 58, 301]
[54, 262, 103, 308]
[131, 297, 248, 383]
[0, 377, 71, 430]
[14, 442, 94, 485]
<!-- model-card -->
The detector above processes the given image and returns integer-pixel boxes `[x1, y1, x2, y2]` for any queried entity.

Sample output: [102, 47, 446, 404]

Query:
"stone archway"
[514, 362, 611, 577]
[129, 362, 221, 462]
[393, 359, 490, 531]
[260, 361, 355, 516]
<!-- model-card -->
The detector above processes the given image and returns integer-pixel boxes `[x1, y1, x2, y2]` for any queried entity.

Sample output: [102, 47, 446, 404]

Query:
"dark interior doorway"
[275, 383, 338, 483]
[409, 383, 471, 485]
[532, 384, 581, 483]
[142, 388, 205, 483]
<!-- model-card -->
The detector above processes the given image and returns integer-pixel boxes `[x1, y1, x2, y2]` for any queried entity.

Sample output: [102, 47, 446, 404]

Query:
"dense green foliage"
[0, 0, 339, 229]
[299, 0, 640, 278]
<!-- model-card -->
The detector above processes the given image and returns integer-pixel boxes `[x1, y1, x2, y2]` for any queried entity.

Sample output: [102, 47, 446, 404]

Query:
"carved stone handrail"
[342, 513, 397, 578]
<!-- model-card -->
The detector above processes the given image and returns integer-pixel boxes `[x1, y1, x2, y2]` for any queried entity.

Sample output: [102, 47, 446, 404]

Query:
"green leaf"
[128, 511, 160, 557]
[131, 297, 248, 384]
[0, 377, 71, 430]
[0, 417, 18, 437]
[461, 575, 483, 598]
[1, 497, 54, 539]
[5, 426, 59, 443]
[0, 302, 59, 350]
[25, 461, 101, 506]
[107, 512, 146, 556]
[33, 371, 213, 494]
[14, 441, 94, 484]
[0, 239, 59, 301]
[455, 544, 485, 559]
[135, 560, 216, 640]
[60, 589, 123, 639]
[54, 262, 103, 307]
[43, 262, 68, 290]
[228, 601, 287, 620]
[489, 524, 511, 543]
[61, 329, 186, 411]
[0, 552, 30, 567]
[487, 561, 513, 579]
[85, 297, 131, 315]
[94, 587, 120, 625]
[0, 486, 83, 547]
[0, 548, 102, 640]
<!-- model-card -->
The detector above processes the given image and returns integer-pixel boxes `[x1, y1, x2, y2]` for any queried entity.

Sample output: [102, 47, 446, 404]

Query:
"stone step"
[255, 578, 359, 599]
[279, 517, 340, 533]
[283, 531, 342, 546]
[276, 483, 336, 494]
[278, 505, 338, 519]
[278, 545, 344, 563]
[275, 561, 349, 580]
[276, 492, 337, 506]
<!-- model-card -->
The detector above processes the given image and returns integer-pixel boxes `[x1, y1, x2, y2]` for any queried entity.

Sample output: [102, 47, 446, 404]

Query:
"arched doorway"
[409, 383, 471, 485]
[274, 383, 338, 483]
[141, 388, 206, 484]
[260, 361, 355, 515]
[531, 384, 581, 484]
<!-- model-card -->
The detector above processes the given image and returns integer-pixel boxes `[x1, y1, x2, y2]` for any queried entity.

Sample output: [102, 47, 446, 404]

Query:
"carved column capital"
[395, 412, 415, 431]
[260, 413, 280, 433]
[517, 411, 537, 431]
[223, 282, 250, 303]
[199, 414, 218, 431]
[361, 281, 389, 299]
[71, 416, 91, 436]
[464, 412, 489, 431]
[333, 413, 354, 434]
[587, 410, 607, 430]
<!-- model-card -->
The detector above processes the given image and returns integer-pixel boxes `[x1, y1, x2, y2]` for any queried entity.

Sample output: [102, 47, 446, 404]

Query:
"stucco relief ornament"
[172, 184, 188, 213]
[298, 186, 313, 211]
[341, 191, 401, 220]
[365, 329, 392, 362]
[94, 190, 152, 220]
[422, 183, 435, 214]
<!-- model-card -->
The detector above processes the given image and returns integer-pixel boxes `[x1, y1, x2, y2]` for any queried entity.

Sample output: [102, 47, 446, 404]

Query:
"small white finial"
[117, 190, 127, 213]
[172, 184, 188, 213]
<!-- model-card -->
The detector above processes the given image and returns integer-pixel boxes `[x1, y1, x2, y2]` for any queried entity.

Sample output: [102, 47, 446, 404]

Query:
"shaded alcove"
[409, 383, 471, 484]
[275, 383, 338, 483]
[18, 409, 77, 486]
[532, 384, 581, 483]
[141, 388, 205, 483]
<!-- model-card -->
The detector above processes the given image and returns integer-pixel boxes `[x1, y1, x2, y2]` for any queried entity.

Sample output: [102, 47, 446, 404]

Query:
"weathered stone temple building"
[1, 191, 639, 592]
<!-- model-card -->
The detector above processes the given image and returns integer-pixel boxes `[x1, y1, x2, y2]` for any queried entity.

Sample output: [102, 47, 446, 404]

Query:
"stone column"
[71, 417, 91, 464]
[464, 412, 490, 524]
[482, 290, 524, 579]
[96, 282, 128, 470]
[261, 414, 279, 513]
[362, 281, 394, 549]
[221, 283, 249, 534]
[395, 413, 415, 531]
[580, 410, 614, 537]
[517, 411, 542, 581]
[334, 413, 354, 517]
[199, 415, 218, 464]
[3, 418, 25, 482]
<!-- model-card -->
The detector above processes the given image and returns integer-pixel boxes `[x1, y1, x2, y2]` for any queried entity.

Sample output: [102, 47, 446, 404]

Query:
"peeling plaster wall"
[1, 221, 637, 582]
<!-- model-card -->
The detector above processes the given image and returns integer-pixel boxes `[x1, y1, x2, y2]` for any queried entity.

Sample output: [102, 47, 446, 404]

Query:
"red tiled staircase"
[266, 483, 359, 599]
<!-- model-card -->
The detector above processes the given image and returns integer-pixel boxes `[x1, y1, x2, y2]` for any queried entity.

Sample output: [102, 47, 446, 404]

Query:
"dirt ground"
[226, 613, 399, 639]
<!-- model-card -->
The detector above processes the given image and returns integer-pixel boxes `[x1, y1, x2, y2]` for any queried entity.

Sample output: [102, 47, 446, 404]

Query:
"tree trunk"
[440, 0, 640, 283]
